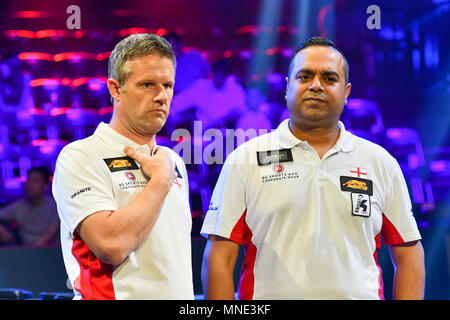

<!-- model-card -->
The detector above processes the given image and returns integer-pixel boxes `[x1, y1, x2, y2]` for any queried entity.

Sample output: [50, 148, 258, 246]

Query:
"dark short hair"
[27, 166, 51, 183]
[287, 37, 349, 84]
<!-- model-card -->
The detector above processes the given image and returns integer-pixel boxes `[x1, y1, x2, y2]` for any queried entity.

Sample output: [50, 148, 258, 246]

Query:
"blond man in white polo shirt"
[201, 37, 425, 300]
[52, 34, 194, 299]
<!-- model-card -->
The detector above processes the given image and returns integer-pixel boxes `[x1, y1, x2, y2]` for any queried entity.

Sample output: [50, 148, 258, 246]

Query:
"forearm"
[79, 176, 171, 264]
[116, 177, 171, 248]
[202, 237, 238, 300]
[393, 261, 425, 299]
[391, 241, 425, 300]
[202, 259, 236, 299]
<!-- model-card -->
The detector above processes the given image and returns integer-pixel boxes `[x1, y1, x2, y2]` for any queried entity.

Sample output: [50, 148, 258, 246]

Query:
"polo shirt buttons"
[316, 163, 328, 182]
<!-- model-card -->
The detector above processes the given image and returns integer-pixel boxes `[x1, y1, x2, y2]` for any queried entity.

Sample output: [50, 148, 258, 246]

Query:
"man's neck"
[288, 120, 341, 159]
[28, 195, 46, 207]
[109, 118, 156, 151]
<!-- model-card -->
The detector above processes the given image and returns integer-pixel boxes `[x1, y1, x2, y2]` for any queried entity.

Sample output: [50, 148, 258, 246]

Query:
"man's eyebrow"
[137, 79, 174, 85]
[294, 68, 341, 80]
[295, 68, 314, 77]
[322, 70, 340, 78]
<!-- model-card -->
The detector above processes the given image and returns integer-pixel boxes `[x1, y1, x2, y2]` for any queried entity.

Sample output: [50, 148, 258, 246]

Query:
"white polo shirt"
[52, 122, 194, 300]
[201, 119, 421, 300]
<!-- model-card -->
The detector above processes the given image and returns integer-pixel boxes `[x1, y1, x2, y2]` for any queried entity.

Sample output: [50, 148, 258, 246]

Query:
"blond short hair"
[108, 33, 176, 91]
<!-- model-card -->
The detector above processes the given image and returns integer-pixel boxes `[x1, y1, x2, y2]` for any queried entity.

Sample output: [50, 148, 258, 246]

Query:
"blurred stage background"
[0, 0, 448, 299]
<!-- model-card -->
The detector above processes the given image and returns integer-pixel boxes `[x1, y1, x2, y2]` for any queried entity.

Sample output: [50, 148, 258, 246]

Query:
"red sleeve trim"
[72, 231, 115, 300]
[228, 209, 256, 300]
[229, 209, 247, 245]
[381, 213, 405, 246]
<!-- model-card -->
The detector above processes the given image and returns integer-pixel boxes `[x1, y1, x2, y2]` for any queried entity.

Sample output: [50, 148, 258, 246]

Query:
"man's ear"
[285, 76, 289, 100]
[344, 82, 351, 102]
[107, 78, 121, 103]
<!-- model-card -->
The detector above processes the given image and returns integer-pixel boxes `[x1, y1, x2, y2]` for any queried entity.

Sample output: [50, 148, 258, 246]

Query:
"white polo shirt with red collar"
[201, 119, 421, 300]
[53, 122, 194, 300]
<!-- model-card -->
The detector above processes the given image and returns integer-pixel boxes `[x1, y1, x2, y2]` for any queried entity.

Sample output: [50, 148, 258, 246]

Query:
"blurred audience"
[0, 53, 34, 113]
[261, 73, 288, 127]
[164, 32, 212, 94]
[235, 87, 272, 132]
[171, 58, 247, 131]
[0, 166, 59, 247]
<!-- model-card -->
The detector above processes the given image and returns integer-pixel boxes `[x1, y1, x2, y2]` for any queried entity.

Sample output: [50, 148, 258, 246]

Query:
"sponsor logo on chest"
[257, 149, 300, 183]
[103, 156, 139, 172]
[104, 156, 184, 191]
[340, 175, 374, 218]
[340, 176, 373, 195]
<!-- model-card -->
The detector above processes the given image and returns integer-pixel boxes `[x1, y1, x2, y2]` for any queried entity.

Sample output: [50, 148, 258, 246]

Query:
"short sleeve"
[382, 158, 422, 245]
[200, 152, 247, 244]
[52, 145, 118, 236]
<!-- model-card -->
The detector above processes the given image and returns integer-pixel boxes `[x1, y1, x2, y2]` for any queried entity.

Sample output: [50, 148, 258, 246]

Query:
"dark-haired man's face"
[285, 46, 351, 129]
[25, 171, 49, 201]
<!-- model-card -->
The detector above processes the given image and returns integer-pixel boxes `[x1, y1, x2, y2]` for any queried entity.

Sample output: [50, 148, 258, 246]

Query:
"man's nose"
[153, 85, 168, 103]
[308, 76, 324, 92]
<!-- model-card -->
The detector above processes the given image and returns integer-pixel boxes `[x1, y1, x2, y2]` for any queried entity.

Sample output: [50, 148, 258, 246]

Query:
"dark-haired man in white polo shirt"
[201, 37, 425, 300]
[53, 33, 194, 300]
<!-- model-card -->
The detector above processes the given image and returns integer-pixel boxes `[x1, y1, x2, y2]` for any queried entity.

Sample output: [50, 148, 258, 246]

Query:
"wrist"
[148, 173, 173, 193]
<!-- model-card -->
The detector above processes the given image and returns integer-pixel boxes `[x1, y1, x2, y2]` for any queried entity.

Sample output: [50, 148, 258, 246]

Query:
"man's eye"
[143, 83, 151, 87]
[298, 74, 311, 80]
